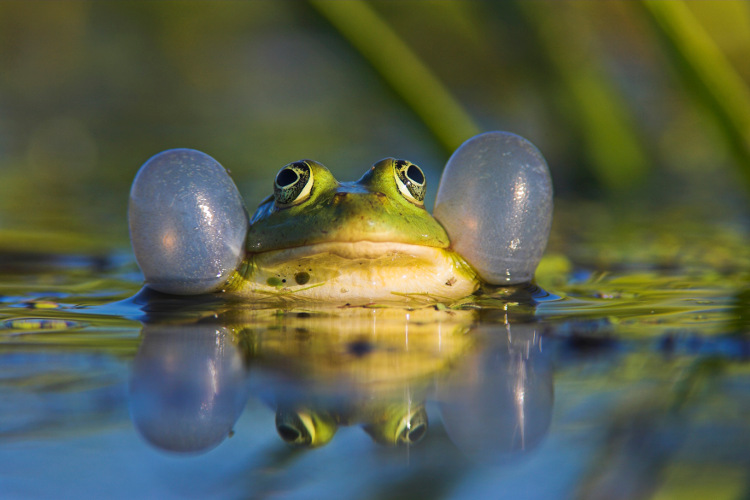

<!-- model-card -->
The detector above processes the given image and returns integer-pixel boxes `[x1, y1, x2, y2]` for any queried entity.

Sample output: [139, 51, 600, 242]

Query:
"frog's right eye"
[274, 161, 313, 206]
[362, 405, 429, 446]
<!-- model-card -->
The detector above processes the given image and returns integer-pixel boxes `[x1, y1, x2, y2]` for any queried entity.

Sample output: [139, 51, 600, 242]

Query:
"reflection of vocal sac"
[129, 323, 248, 454]
[439, 323, 553, 463]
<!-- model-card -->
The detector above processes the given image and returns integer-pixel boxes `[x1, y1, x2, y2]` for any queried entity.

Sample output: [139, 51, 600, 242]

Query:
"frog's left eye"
[394, 159, 426, 205]
[274, 161, 314, 206]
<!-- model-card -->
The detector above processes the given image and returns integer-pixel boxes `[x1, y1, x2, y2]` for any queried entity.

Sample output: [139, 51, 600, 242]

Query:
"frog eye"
[363, 405, 429, 445]
[274, 161, 313, 206]
[394, 159, 426, 205]
[275, 408, 337, 448]
[397, 407, 428, 445]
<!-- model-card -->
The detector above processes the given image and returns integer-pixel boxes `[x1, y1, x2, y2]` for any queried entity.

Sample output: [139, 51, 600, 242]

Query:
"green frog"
[128, 131, 553, 304]
[233, 158, 477, 302]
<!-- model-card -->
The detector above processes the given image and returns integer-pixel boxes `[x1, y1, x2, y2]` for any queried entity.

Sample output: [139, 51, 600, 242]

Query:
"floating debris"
[2, 318, 81, 333]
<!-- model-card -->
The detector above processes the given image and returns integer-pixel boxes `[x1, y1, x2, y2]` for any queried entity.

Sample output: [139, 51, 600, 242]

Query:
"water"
[2, 214, 749, 499]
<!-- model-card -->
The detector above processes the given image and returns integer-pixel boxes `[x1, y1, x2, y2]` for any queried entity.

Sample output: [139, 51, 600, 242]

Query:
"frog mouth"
[253, 241, 442, 264]
[237, 241, 478, 302]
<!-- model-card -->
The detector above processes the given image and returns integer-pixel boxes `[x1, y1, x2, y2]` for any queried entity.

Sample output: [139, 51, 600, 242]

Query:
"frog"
[128, 131, 553, 304]
[234, 158, 478, 302]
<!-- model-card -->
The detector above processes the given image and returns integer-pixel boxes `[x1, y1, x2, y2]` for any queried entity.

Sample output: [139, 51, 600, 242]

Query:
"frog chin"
[232, 241, 478, 304]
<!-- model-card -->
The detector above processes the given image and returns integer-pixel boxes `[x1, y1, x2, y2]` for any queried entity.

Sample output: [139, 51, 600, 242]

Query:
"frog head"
[234, 158, 476, 302]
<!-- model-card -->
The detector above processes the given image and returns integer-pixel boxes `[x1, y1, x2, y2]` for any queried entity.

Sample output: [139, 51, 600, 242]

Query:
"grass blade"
[642, 0, 750, 189]
[308, 0, 480, 152]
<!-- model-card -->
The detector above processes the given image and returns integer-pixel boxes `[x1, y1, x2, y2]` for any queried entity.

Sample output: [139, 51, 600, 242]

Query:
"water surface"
[2, 213, 749, 499]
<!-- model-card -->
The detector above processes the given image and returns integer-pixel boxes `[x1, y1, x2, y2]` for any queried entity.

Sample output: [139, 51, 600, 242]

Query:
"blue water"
[1, 247, 749, 499]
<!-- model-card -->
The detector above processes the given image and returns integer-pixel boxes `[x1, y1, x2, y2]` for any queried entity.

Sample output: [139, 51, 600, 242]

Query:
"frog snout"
[331, 191, 386, 206]
[331, 192, 348, 205]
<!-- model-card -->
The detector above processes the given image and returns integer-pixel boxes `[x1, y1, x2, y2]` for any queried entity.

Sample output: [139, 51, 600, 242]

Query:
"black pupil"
[406, 164, 424, 185]
[278, 424, 301, 442]
[276, 168, 299, 187]
[407, 423, 426, 443]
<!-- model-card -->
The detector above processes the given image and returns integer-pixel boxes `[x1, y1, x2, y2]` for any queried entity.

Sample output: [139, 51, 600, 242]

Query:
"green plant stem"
[642, 0, 750, 189]
[308, 0, 480, 152]
[517, 1, 648, 191]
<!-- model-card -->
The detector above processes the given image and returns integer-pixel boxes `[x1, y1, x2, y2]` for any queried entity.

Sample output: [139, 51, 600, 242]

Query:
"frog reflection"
[128, 302, 553, 456]
[238, 306, 474, 448]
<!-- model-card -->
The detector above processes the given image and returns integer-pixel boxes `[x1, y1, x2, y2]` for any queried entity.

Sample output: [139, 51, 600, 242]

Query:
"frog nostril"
[332, 192, 348, 205]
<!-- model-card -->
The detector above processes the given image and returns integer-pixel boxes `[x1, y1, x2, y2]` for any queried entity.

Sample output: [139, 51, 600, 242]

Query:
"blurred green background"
[0, 0, 748, 254]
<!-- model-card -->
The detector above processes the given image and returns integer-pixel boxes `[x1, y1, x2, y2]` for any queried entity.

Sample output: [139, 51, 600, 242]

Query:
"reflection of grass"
[309, 0, 480, 152]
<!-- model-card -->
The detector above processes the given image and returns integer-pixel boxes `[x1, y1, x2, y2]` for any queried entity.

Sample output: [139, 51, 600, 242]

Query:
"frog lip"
[250, 241, 446, 263]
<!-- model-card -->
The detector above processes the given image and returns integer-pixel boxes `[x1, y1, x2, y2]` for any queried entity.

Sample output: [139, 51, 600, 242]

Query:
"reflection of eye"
[394, 159, 426, 205]
[398, 407, 428, 444]
[277, 425, 304, 442]
[275, 409, 337, 447]
[274, 160, 313, 206]
[275, 411, 312, 446]
[403, 422, 427, 444]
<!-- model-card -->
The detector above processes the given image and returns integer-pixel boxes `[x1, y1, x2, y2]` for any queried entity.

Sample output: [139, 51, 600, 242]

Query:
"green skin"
[229, 158, 478, 303]
[247, 159, 449, 251]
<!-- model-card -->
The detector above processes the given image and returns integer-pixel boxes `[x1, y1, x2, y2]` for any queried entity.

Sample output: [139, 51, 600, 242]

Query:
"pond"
[2, 207, 749, 499]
